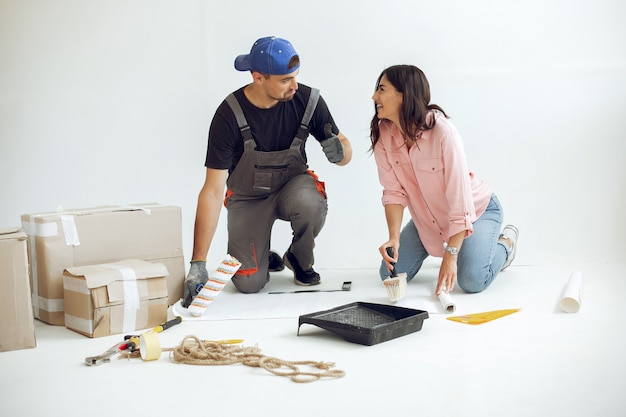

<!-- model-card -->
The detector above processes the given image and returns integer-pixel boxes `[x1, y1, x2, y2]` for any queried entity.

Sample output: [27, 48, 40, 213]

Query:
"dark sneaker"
[283, 250, 320, 286]
[268, 251, 285, 272]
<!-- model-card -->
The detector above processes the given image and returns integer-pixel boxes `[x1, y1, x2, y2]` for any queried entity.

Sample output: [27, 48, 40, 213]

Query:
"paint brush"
[383, 247, 407, 302]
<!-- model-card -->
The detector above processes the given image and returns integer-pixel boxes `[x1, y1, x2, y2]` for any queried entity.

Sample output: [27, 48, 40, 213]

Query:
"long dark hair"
[369, 65, 448, 150]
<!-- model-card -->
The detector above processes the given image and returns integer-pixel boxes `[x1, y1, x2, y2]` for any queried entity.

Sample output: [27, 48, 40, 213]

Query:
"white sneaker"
[499, 225, 519, 271]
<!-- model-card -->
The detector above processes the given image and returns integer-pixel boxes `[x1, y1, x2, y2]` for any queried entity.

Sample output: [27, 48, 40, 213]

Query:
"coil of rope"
[154, 335, 345, 383]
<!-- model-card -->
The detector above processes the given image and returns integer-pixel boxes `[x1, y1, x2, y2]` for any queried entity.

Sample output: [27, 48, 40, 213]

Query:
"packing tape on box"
[559, 271, 582, 313]
[102, 264, 140, 333]
[21, 218, 58, 237]
[60, 215, 80, 246]
[36, 296, 63, 312]
[140, 332, 161, 361]
[21, 215, 80, 246]
[23, 216, 42, 318]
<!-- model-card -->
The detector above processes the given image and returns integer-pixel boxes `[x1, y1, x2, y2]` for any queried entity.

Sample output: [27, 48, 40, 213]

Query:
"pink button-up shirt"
[373, 112, 492, 256]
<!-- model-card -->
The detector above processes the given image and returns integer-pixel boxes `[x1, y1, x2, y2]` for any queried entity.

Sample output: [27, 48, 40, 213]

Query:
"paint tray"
[297, 302, 429, 346]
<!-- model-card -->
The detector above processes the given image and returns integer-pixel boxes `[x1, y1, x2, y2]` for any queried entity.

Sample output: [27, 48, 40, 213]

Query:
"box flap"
[65, 259, 169, 289]
[21, 203, 162, 223]
[0, 228, 26, 241]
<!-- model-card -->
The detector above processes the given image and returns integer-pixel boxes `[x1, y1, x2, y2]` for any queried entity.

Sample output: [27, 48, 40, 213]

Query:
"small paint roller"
[188, 254, 241, 317]
[383, 247, 407, 302]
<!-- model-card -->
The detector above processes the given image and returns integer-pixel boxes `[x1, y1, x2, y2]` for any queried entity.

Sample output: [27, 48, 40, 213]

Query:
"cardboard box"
[0, 228, 36, 351]
[21, 203, 184, 325]
[63, 259, 169, 338]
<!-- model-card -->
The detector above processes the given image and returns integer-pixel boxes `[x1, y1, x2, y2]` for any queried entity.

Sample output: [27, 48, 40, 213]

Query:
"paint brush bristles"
[383, 247, 407, 302]
[383, 273, 407, 302]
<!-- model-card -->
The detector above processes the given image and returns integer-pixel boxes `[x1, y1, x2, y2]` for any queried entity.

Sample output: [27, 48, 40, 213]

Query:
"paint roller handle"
[154, 316, 182, 333]
[385, 247, 398, 278]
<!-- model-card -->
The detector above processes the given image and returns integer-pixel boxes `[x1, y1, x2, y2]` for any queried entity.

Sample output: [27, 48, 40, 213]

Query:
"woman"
[370, 64, 518, 295]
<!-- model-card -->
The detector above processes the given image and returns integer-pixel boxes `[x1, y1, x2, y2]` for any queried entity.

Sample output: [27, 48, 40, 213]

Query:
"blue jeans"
[379, 194, 509, 293]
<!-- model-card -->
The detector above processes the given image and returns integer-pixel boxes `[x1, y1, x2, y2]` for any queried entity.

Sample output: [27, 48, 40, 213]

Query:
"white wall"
[1, 0, 625, 271]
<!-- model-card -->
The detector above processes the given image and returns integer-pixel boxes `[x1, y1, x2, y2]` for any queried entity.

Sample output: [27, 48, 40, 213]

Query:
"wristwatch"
[444, 245, 458, 255]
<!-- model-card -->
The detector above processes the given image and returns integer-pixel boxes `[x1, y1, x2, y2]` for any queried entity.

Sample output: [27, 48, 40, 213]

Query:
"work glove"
[320, 123, 344, 163]
[181, 260, 209, 308]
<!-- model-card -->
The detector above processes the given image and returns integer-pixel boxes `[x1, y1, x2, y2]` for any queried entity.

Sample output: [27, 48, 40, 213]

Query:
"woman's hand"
[379, 240, 399, 274]
[436, 252, 457, 295]
[437, 230, 466, 294]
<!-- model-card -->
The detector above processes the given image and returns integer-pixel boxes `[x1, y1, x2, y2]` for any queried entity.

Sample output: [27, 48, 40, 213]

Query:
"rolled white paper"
[559, 271, 582, 313]
[435, 284, 456, 313]
[438, 289, 456, 313]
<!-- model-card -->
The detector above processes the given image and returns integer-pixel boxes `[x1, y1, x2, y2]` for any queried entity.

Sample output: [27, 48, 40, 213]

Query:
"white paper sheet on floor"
[170, 269, 447, 320]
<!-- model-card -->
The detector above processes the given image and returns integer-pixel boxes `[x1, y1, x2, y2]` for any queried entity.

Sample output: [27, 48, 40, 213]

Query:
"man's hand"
[320, 123, 344, 163]
[182, 260, 209, 308]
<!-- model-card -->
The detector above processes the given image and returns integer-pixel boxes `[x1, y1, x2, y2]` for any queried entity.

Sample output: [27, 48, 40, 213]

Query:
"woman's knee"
[457, 271, 491, 293]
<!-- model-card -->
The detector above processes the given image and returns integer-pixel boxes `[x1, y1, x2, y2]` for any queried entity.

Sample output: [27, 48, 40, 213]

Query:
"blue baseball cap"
[234, 36, 300, 75]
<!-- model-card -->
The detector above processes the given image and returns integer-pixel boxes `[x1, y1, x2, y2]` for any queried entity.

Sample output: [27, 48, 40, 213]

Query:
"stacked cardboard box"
[0, 228, 36, 351]
[63, 259, 168, 338]
[21, 204, 185, 325]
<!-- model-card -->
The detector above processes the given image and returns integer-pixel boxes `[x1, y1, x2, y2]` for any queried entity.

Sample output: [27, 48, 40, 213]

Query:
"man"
[182, 36, 352, 307]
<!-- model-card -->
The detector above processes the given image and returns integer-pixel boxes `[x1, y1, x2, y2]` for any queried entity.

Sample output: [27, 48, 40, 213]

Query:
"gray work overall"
[224, 89, 328, 293]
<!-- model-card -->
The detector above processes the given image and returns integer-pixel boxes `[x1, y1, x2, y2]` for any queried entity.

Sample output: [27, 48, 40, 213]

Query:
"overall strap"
[226, 89, 320, 142]
[295, 88, 320, 140]
[225, 93, 254, 142]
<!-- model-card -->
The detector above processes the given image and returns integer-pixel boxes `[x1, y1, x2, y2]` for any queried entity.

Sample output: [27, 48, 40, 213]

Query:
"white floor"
[1, 259, 625, 417]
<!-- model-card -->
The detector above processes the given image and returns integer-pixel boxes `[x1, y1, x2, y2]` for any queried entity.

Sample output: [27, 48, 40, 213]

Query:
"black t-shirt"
[204, 83, 339, 173]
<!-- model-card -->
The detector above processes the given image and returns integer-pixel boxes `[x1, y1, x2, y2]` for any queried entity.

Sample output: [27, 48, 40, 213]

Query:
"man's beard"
[267, 90, 296, 103]
[276, 94, 295, 103]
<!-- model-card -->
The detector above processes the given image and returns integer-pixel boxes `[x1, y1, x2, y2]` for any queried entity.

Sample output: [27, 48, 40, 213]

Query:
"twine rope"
[162, 335, 345, 383]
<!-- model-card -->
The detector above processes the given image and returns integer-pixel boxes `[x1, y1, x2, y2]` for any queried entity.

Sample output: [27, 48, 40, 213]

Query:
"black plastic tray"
[297, 302, 429, 346]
